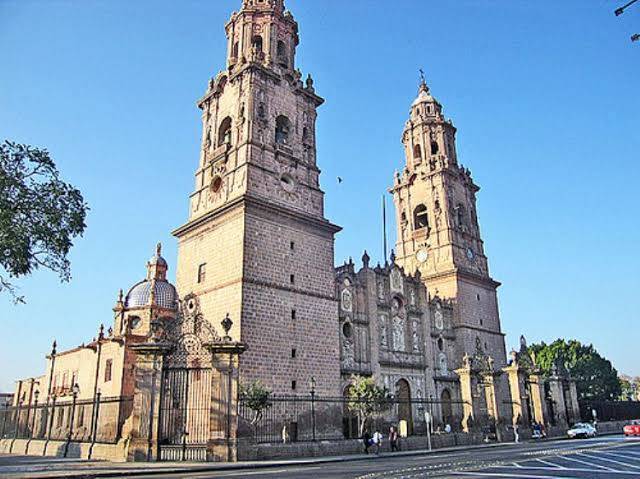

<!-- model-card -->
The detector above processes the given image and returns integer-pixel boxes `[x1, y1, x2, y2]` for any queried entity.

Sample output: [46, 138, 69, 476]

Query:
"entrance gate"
[156, 294, 223, 462]
[159, 368, 212, 461]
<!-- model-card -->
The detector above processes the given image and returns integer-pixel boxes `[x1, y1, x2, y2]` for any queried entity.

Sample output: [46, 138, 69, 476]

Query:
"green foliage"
[239, 380, 272, 425]
[528, 339, 622, 401]
[0, 141, 88, 302]
[345, 375, 391, 435]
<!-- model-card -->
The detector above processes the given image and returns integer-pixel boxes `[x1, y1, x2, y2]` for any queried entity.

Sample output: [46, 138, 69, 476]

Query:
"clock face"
[416, 249, 428, 263]
[466, 247, 475, 261]
[130, 317, 141, 330]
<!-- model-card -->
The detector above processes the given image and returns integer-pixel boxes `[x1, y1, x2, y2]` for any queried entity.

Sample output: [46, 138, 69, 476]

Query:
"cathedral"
[3, 0, 579, 462]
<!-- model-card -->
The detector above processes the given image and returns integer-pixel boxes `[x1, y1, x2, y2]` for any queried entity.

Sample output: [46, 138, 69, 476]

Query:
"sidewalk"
[0, 438, 566, 479]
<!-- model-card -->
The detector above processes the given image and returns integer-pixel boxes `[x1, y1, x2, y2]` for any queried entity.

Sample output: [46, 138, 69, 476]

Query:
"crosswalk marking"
[581, 451, 640, 470]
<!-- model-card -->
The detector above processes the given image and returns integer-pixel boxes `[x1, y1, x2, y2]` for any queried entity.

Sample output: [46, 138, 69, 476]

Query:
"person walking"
[372, 429, 383, 455]
[389, 426, 399, 452]
[362, 430, 372, 454]
[513, 423, 520, 443]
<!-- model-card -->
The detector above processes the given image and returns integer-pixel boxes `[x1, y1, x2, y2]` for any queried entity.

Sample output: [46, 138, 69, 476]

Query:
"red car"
[623, 420, 640, 437]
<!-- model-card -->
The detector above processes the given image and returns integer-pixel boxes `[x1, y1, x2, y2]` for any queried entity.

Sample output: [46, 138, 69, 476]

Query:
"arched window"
[413, 144, 422, 160]
[431, 141, 439, 155]
[251, 35, 263, 52]
[232, 42, 239, 59]
[275, 115, 291, 144]
[277, 40, 288, 67]
[413, 204, 429, 229]
[218, 117, 232, 146]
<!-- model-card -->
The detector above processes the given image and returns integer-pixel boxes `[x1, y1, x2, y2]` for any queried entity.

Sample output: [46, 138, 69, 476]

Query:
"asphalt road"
[103, 436, 640, 479]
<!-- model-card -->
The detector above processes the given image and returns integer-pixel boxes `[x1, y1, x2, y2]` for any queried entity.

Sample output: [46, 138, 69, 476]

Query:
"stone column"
[126, 343, 170, 462]
[455, 362, 474, 432]
[567, 380, 580, 424]
[503, 364, 523, 426]
[206, 316, 247, 463]
[528, 373, 547, 425]
[547, 376, 567, 427]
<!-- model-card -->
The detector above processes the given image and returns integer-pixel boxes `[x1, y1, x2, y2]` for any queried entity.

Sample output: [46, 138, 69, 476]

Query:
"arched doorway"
[396, 379, 413, 435]
[342, 386, 360, 439]
[441, 389, 453, 426]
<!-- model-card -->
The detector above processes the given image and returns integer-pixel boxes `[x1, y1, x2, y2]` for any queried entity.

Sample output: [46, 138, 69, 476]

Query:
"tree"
[345, 375, 392, 436]
[239, 380, 272, 426]
[528, 339, 622, 401]
[0, 141, 88, 303]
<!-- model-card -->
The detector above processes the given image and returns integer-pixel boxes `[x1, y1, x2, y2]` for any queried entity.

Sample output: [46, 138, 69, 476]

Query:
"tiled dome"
[125, 279, 178, 310]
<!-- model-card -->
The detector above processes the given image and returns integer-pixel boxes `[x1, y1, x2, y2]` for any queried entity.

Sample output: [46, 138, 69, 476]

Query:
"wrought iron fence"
[580, 400, 640, 422]
[0, 396, 133, 445]
[238, 395, 466, 444]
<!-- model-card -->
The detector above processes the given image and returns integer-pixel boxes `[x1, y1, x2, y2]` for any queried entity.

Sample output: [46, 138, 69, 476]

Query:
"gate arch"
[396, 379, 413, 435]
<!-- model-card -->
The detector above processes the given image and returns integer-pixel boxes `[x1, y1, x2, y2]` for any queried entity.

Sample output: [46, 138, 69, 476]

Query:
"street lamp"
[64, 384, 80, 457]
[615, 0, 639, 16]
[309, 377, 316, 442]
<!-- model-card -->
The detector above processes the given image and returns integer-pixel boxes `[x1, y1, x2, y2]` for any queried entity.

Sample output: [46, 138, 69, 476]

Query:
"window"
[290, 241, 295, 251]
[290, 274, 295, 284]
[275, 115, 291, 145]
[456, 204, 465, 228]
[413, 144, 422, 160]
[431, 141, 439, 155]
[232, 42, 239, 59]
[62, 372, 68, 389]
[291, 380, 297, 390]
[291, 348, 297, 358]
[104, 359, 113, 383]
[218, 117, 232, 146]
[342, 322, 353, 338]
[251, 35, 263, 52]
[437, 337, 444, 351]
[476, 294, 480, 301]
[56, 408, 64, 428]
[413, 204, 429, 229]
[291, 309, 296, 320]
[198, 263, 207, 283]
[277, 40, 287, 67]
[480, 319, 484, 326]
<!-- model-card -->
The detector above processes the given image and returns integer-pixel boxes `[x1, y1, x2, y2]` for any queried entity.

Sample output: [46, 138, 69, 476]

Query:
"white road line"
[607, 450, 640, 461]
[450, 472, 579, 479]
[568, 453, 616, 471]
[601, 450, 640, 464]
[582, 451, 640, 470]
[496, 465, 640, 476]
[535, 458, 566, 469]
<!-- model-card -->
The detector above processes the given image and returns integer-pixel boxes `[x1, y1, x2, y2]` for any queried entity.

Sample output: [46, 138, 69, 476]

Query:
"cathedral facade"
[3, 0, 580, 463]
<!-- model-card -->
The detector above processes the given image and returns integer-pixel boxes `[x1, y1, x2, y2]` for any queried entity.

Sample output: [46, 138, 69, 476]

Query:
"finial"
[98, 324, 105, 341]
[418, 68, 429, 94]
[390, 249, 396, 264]
[362, 250, 370, 269]
[306, 74, 314, 91]
[117, 289, 123, 303]
[51, 340, 57, 356]
[156, 242, 162, 256]
[221, 313, 233, 340]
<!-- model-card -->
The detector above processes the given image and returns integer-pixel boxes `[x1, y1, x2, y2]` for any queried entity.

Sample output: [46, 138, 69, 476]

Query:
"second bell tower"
[391, 77, 508, 368]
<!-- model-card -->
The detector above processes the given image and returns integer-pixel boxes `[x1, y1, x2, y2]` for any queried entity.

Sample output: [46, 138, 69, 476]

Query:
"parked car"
[623, 420, 640, 437]
[567, 423, 597, 439]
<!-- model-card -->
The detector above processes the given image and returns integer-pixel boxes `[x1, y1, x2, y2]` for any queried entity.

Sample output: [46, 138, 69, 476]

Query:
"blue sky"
[1, 0, 638, 391]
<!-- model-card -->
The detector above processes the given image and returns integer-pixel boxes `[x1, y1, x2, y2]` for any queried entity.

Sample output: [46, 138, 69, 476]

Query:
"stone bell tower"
[173, 0, 341, 396]
[390, 76, 508, 371]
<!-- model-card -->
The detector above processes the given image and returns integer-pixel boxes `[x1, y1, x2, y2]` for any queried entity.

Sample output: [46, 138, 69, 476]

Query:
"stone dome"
[412, 82, 438, 107]
[125, 279, 178, 310]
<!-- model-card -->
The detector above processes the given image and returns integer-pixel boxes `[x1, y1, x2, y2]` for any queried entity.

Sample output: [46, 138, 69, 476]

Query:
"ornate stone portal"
[128, 295, 246, 462]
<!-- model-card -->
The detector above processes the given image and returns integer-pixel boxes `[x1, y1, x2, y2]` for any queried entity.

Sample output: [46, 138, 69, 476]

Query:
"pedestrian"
[444, 423, 452, 434]
[372, 429, 383, 455]
[281, 424, 289, 444]
[362, 430, 371, 454]
[513, 423, 520, 443]
[389, 425, 399, 452]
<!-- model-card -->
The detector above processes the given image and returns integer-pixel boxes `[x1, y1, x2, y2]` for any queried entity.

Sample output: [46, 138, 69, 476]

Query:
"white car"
[567, 423, 597, 439]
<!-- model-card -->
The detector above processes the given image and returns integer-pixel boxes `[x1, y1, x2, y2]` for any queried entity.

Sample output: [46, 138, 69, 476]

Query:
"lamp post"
[309, 377, 316, 442]
[64, 384, 80, 457]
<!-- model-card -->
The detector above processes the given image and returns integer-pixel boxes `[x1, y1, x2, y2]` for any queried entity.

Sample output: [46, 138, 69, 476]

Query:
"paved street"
[102, 436, 640, 479]
[1, 436, 639, 478]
